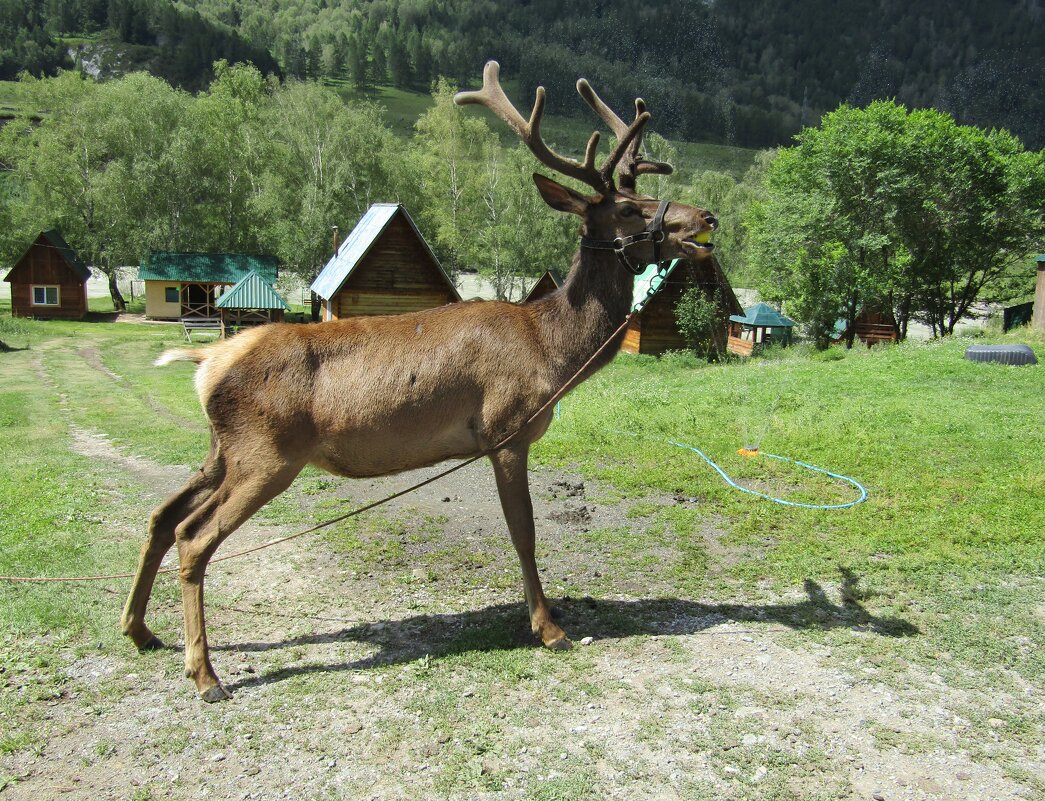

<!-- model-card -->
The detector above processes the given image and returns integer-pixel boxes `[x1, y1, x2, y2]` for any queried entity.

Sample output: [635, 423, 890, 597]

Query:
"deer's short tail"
[154, 349, 208, 367]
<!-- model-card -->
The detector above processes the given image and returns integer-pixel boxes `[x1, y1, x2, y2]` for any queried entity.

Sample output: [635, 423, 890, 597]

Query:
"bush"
[0, 316, 32, 351]
[674, 286, 723, 358]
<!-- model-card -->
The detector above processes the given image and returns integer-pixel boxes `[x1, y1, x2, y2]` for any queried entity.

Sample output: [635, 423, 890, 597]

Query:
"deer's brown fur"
[122, 61, 717, 702]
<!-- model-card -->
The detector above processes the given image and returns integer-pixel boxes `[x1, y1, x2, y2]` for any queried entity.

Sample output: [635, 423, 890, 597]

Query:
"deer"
[120, 61, 718, 702]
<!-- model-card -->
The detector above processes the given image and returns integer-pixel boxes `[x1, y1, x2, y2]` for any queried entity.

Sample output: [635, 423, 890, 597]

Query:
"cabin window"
[164, 286, 179, 303]
[31, 286, 59, 306]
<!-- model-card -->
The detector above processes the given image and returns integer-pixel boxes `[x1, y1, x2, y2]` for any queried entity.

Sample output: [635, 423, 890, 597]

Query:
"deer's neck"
[533, 247, 634, 385]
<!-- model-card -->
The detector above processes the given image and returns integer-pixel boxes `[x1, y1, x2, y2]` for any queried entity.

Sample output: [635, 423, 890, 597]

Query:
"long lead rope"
[1, 314, 637, 583]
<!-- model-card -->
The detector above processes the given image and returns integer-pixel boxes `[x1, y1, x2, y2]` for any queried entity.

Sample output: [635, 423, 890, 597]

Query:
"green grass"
[0, 315, 1042, 797]
[534, 332, 1045, 686]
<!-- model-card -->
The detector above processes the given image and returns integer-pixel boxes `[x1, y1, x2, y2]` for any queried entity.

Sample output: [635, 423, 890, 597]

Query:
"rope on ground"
[0, 315, 636, 584]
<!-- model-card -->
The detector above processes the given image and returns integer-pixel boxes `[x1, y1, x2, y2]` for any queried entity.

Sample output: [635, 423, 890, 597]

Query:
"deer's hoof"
[545, 636, 573, 651]
[137, 635, 165, 653]
[200, 684, 233, 703]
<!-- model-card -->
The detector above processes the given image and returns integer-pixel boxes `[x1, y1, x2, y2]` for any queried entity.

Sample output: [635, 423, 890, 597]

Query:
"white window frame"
[31, 285, 60, 306]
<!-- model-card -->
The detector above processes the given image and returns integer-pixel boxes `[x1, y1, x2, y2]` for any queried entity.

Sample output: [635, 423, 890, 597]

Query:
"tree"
[675, 284, 724, 358]
[412, 80, 494, 284]
[894, 111, 1045, 335]
[171, 61, 269, 254]
[748, 101, 1043, 346]
[0, 70, 188, 309]
[251, 80, 404, 317]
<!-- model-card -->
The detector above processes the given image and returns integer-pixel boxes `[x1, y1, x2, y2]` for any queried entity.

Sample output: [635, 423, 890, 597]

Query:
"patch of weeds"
[255, 491, 310, 526]
[867, 721, 939, 754]
[94, 739, 117, 758]
[298, 477, 340, 496]
[526, 770, 597, 801]
[147, 726, 191, 758]
[0, 729, 38, 755]
[626, 500, 660, 519]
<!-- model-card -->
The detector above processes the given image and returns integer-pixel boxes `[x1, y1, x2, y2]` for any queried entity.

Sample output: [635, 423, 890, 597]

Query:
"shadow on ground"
[217, 568, 917, 692]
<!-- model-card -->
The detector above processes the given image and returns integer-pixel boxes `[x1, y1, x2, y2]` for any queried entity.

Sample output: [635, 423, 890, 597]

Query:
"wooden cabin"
[523, 269, 564, 303]
[139, 252, 279, 320]
[621, 256, 743, 356]
[727, 302, 796, 356]
[3, 230, 90, 319]
[311, 204, 460, 320]
[215, 270, 289, 333]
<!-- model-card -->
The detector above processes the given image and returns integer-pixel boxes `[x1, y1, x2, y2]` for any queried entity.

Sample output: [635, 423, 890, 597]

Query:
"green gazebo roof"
[729, 302, 795, 328]
[215, 270, 289, 310]
[139, 252, 278, 284]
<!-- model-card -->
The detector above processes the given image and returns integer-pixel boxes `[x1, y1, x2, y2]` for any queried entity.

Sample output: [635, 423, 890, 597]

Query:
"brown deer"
[121, 61, 717, 702]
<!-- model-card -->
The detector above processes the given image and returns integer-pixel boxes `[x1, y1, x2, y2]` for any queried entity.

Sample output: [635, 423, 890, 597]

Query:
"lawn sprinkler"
[737, 445, 759, 458]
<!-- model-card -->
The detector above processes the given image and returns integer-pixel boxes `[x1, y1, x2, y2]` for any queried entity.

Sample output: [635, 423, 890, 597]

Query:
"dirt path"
[1, 410, 1038, 799]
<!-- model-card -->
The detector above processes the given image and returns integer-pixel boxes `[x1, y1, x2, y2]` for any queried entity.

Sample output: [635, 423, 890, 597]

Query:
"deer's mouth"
[682, 232, 714, 255]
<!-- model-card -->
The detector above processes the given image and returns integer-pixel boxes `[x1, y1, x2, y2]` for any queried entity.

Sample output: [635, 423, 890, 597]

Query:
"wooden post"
[1032, 257, 1045, 331]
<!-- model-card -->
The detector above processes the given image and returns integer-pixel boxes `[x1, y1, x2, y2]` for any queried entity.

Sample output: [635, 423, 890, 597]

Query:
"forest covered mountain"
[3, 0, 1043, 148]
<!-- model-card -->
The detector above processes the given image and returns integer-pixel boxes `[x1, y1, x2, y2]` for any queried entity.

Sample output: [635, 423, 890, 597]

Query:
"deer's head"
[455, 62, 718, 272]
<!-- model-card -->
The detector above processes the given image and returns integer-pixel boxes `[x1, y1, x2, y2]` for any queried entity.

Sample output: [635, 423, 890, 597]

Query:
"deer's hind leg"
[122, 445, 226, 651]
[490, 445, 571, 650]
[174, 457, 305, 702]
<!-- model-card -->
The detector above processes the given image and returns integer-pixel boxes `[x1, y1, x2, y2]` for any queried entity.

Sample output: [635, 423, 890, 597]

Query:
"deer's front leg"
[489, 445, 571, 650]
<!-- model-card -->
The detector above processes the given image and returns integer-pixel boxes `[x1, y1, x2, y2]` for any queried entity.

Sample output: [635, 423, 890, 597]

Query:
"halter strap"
[580, 200, 671, 275]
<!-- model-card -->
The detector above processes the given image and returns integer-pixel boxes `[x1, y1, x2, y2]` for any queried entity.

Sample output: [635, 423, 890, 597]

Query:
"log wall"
[333, 215, 457, 318]
[6, 236, 88, 319]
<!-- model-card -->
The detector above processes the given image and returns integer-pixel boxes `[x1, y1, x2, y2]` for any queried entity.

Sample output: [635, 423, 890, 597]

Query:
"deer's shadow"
[215, 568, 917, 692]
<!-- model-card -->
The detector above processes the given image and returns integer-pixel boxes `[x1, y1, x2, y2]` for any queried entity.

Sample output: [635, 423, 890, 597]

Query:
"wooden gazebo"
[727, 302, 796, 356]
[215, 270, 289, 334]
[140, 252, 279, 320]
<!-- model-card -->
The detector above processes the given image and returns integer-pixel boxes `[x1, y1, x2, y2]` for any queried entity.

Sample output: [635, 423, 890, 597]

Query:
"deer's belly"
[308, 418, 482, 478]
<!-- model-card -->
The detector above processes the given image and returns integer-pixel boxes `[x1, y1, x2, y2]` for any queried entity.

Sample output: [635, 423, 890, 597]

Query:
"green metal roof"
[139, 252, 278, 284]
[729, 302, 796, 328]
[215, 270, 289, 310]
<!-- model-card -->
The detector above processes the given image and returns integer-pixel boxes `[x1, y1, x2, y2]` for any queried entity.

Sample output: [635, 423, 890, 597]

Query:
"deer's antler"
[576, 79, 673, 190]
[455, 61, 652, 194]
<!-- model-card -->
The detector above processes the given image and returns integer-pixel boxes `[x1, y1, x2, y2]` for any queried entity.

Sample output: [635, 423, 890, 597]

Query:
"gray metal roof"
[215, 270, 289, 310]
[310, 204, 457, 300]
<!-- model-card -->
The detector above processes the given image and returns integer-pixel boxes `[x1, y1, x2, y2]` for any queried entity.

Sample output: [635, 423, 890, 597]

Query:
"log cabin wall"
[333, 215, 457, 318]
[6, 235, 88, 320]
[621, 258, 741, 356]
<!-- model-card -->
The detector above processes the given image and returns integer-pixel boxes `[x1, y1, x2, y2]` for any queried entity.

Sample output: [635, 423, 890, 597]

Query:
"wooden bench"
[181, 317, 224, 342]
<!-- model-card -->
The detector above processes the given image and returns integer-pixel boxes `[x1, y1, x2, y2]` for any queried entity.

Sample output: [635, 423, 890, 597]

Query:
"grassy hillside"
[333, 81, 760, 181]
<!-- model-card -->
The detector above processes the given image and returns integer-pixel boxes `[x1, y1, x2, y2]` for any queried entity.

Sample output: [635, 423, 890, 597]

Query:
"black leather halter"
[580, 200, 670, 276]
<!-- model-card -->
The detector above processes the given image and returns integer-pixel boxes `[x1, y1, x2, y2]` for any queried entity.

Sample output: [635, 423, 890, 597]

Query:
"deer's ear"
[532, 173, 591, 216]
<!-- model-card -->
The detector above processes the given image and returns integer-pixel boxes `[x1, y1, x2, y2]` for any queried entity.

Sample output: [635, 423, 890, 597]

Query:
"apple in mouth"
[683, 231, 714, 254]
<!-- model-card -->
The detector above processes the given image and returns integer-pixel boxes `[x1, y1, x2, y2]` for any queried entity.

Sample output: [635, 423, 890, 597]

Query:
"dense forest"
[2, 0, 1043, 148]
[0, 0, 278, 90]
